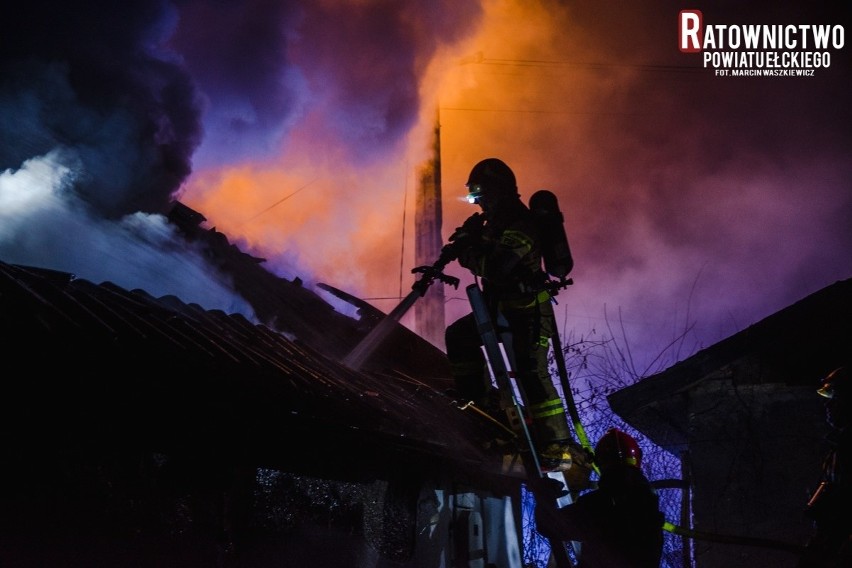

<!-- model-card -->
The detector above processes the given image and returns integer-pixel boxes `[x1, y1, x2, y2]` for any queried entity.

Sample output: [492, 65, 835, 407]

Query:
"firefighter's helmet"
[817, 366, 850, 399]
[465, 158, 517, 204]
[594, 428, 642, 471]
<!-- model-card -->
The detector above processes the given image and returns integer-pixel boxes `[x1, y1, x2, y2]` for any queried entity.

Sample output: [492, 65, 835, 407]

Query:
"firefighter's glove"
[445, 213, 483, 268]
[529, 476, 569, 502]
[448, 213, 484, 247]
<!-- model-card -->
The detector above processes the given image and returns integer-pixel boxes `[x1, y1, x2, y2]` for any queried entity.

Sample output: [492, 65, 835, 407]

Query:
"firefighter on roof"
[444, 157, 574, 472]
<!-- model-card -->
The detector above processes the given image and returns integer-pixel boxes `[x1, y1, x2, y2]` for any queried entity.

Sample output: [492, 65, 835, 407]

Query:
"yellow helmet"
[817, 366, 849, 399]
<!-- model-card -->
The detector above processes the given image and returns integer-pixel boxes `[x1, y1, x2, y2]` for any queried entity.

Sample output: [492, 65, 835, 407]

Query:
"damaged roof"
[0, 203, 520, 490]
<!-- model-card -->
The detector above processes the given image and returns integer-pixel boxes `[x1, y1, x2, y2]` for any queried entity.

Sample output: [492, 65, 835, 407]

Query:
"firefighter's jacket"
[454, 198, 549, 311]
[535, 465, 664, 568]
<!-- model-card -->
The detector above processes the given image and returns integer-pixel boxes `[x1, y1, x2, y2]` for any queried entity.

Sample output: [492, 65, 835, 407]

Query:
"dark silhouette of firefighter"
[797, 366, 852, 568]
[531, 428, 664, 568]
[443, 157, 575, 471]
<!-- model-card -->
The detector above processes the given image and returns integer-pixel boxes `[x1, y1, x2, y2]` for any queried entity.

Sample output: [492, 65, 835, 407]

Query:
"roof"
[607, 277, 852, 452]
[0, 205, 523, 490]
[165, 201, 451, 378]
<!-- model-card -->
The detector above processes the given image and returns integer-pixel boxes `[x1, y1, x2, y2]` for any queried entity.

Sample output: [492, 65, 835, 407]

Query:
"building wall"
[686, 368, 827, 568]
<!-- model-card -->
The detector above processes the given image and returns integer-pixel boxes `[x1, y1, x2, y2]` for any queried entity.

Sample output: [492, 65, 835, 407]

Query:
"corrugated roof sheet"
[0, 259, 518, 488]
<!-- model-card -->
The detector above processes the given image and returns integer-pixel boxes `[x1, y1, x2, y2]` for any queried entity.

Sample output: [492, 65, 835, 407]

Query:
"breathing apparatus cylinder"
[529, 189, 573, 279]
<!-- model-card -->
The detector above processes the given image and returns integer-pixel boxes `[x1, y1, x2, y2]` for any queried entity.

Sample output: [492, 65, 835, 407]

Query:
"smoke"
[0, 0, 242, 313]
[0, 1, 202, 218]
[0, 0, 477, 317]
[174, 0, 481, 292]
[0, 150, 253, 315]
[1, 0, 850, 371]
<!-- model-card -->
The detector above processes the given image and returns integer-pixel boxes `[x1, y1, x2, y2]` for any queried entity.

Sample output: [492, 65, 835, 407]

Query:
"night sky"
[1, 1, 850, 374]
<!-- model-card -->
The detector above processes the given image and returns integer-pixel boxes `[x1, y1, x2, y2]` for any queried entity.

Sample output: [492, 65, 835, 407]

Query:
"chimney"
[413, 110, 445, 349]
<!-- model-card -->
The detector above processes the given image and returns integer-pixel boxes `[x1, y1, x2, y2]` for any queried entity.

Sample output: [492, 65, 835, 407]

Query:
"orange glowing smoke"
[180, 2, 610, 318]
